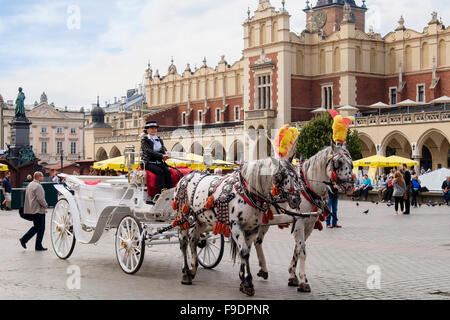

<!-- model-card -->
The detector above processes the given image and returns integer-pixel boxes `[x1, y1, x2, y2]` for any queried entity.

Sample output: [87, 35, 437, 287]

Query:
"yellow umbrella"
[0, 164, 8, 172]
[385, 156, 419, 167]
[353, 155, 392, 168]
[92, 156, 140, 172]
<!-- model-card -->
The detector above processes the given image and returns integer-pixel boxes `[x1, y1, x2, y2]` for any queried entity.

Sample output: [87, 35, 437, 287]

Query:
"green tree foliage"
[296, 112, 362, 160]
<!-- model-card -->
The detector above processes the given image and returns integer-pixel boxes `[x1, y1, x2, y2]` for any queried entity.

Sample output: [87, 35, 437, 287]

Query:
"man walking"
[19, 172, 48, 251]
[402, 164, 412, 215]
[442, 176, 450, 206]
[2, 171, 12, 210]
[327, 183, 341, 228]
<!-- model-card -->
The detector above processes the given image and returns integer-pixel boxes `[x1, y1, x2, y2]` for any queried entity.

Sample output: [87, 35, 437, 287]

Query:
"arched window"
[249, 26, 254, 47]
[355, 46, 362, 71]
[260, 23, 266, 45]
[272, 21, 278, 42]
[422, 42, 430, 68]
[389, 48, 396, 74]
[439, 40, 446, 66]
[370, 48, 376, 73]
[297, 50, 304, 75]
[405, 45, 412, 71]
[333, 47, 341, 72]
[320, 49, 326, 74]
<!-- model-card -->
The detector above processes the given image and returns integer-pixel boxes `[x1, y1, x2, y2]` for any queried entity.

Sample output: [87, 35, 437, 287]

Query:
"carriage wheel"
[51, 199, 76, 260]
[115, 216, 145, 274]
[197, 233, 224, 269]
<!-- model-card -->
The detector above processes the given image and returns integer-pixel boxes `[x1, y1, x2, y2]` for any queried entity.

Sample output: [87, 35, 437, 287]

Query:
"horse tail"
[229, 234, 239, 264]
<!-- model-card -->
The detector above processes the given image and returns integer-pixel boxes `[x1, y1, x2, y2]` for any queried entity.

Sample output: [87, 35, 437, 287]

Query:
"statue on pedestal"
[15, 87, 26, 119]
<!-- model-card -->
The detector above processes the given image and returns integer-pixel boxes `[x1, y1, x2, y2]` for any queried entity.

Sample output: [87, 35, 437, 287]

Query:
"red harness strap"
[238, 176, 266, 209]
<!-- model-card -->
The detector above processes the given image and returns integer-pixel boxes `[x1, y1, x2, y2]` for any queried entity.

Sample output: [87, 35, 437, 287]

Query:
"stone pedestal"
[8, 117, 32, 167]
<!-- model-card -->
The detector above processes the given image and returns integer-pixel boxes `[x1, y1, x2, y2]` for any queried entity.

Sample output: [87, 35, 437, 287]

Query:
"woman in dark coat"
[141, 121, 172, 191]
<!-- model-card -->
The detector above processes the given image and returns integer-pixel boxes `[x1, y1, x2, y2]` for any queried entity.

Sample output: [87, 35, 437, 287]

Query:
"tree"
[296, 112, 362, 160]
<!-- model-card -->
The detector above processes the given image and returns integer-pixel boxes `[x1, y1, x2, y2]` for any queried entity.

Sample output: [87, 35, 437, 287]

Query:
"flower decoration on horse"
[328, 110, 354, 144]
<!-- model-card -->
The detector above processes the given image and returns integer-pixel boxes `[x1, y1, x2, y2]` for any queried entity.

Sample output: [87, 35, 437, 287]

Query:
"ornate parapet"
[352, 111, 450, 127]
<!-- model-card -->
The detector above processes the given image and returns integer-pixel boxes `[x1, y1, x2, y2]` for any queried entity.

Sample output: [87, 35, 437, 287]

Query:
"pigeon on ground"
[356, 203, 359, 206]
[419, 203, 422, 207]
[431, 203, 437, 207]
[363, 209, 369, 215]
[387, 203, 393, 207]
[375, 202, 379, 205]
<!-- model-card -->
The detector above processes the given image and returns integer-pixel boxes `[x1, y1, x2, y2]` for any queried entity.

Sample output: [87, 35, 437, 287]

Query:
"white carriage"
[50, 150, 224, 274]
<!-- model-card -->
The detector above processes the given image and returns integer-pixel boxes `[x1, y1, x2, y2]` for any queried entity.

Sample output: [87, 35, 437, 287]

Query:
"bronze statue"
[15, 87, 26, 118]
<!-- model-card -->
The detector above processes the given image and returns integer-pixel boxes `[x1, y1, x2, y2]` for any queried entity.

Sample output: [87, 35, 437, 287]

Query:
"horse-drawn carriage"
[51, 152, 225, 274]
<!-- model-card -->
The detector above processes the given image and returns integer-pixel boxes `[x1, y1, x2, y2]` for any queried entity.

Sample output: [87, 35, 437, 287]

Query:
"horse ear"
[330, 140, 335, 151]
[343, 141, 347, 148]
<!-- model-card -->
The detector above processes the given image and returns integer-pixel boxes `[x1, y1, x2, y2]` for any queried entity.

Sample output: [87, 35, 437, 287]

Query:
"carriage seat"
[145, 167, 192, 197]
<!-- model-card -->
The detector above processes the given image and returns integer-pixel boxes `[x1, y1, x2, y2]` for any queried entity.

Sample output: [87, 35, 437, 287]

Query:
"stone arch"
[227, 140, 244, 163]
[210, 141, 226, 161]
[421, 42, 430, 69]
[96, 147, 108, 161]
[358, 133, 377, 158]
[190, 142, 204, 156]
[109, 146, 121, 158]
[380, 131, 412, 158]
[416, 128, 450, 170]
[333, 47, 341, 72]
[171, 143, 185, 153]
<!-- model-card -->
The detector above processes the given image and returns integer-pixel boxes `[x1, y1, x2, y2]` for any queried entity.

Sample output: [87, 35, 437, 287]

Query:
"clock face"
[314, 11, 327, 29]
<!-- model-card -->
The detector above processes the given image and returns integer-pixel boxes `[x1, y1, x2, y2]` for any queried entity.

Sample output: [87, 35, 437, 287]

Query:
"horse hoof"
[288, 277, 299, 287]
[257, 270, 269, 280]
[181, 273, 193, 285]
[240, 283, 255, 297]
[297, 283, 311, 293]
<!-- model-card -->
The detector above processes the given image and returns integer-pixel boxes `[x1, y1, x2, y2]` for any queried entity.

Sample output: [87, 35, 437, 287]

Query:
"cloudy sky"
[0, 0, 448, 110]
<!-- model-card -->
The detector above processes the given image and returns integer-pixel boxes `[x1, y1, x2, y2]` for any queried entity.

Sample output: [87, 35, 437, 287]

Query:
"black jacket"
[443, 180, 450, 191]
[141, 134, 167, 163]
[403, 170, 412, 187]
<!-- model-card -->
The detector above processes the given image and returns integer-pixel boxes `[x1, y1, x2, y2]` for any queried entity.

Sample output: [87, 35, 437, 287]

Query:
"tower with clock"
[304, 0, 367, 36]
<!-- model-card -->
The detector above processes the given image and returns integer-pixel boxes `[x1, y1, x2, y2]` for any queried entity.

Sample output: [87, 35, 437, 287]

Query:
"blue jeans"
[21, 214, 46, 249]
[327, 197, 338, 226]
[444, 191, 450, 204]
[358, 186, 373, 200]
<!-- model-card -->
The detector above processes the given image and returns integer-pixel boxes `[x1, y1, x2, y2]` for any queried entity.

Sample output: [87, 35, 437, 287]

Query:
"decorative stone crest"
[342, 2, 352, 24]
[40, 92, 48, 104]
[251, 48, 275, 70]
[168, 57, 177, 75]
[396, 15, 406, 31]
[429, 11, 439, 25]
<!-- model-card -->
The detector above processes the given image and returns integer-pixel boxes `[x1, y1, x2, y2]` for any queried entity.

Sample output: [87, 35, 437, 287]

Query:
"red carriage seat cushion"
[84, 180, 101, 186]
[145, 167, 192, 197]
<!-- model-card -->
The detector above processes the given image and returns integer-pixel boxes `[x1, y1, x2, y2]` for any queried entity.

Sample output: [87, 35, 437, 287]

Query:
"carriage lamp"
[124, 145, 136, 170]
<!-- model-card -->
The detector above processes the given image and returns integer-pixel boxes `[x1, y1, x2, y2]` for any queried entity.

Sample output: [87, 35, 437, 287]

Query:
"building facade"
[90, 0, 450, 170]
[2, 92, 85, 165]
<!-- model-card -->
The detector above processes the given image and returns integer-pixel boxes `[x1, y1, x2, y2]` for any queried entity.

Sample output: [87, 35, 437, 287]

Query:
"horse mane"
[240, 157, 280, 196]
[303, 146, 332, 175]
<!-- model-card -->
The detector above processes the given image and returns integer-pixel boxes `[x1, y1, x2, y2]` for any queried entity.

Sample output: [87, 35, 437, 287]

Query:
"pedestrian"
[383, 175, 394, 203]
[411, 175, 421, 208]
[50, 170, 59, 183]
[25, 174, 33, 183]
[2, 171, 12, 211]
[358, 174, 373, 201]
[402, 164, 412, 215]
[19, 172, 48, 251]
[393, 172, 406, 215]
[442, 176, 450, 206]
[378, 174, 389, 202]
[327, 183, 341, 228]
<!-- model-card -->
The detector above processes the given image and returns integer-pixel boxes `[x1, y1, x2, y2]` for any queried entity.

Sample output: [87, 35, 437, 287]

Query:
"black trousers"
[21, 214, 46, 249]
[146, 162, 172, 190]
[394, 197, 404, 212]
[404, 186, 411, 214]
[411, 189, 419, 207]
[384, 187, 393, 202]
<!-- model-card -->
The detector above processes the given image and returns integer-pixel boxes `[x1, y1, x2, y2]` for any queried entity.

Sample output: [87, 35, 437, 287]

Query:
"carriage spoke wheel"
[197, 233, 224, 269]
[115, 216, 145, 274]
[51, 199, 76, 260]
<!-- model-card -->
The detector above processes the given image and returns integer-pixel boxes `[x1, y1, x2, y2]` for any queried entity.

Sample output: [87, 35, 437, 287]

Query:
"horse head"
[327, 142, 355, 196]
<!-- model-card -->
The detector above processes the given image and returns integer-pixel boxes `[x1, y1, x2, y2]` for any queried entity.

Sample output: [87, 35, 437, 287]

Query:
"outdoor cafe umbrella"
[311, 107, 328, 114]
[395, 99, 422, 113]
[385, 155, 419, 167]
[430, 95, 450, 111]
[368, 102, 390, 116]
[0, 164, 8, 172]
[352, 155, 392, 168]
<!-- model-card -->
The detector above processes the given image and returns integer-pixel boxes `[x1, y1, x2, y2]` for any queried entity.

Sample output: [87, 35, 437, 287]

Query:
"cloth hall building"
[89, 0, 450, 170]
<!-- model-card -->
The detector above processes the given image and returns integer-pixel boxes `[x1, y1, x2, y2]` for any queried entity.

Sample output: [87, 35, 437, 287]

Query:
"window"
[41, 141, 47, 154]
[417, 84, 425, 103]
[70, 128, 76, 134]
[57, 128, 63, 134]
[70, 142, 76, 155]
[56, 141, 63, 154]
[198, 110, 202, 124]
[389, 87, 397, 105]
[256, 75, 272, 109]
[134, 118, 138, 128]
[41, 127, 47, 133]
[235, 106, 240, 121]
[182, 112, 186, 126]
[321, 85, 333, 109]
[216, 108, 221, 123]
[120, 119, 124, 129]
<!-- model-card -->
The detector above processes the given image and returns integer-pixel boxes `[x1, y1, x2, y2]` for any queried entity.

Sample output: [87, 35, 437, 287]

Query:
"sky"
[0, 0, 449, 110]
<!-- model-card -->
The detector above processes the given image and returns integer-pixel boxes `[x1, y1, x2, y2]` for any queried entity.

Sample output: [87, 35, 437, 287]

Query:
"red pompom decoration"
[205, 196, 215, 210]
[182, 203, 190, 215]
[172, 200, 179, 211]
[183, 222, 190, 230]
[213, 223, 219, 235]
[314, 220, 323, 231]
[224, 226, 230, 238]
[271, 185, 280, 196]
[319, 214, 325, 222]
[267, 209, 274, 221]
[221, 223, 227, 234]
[331, 170, 338, 182]
[262, 213, 269, 225]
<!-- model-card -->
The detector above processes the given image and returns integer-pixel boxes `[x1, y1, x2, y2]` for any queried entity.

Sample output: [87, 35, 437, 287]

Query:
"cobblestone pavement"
[0, 200, 449, 300]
